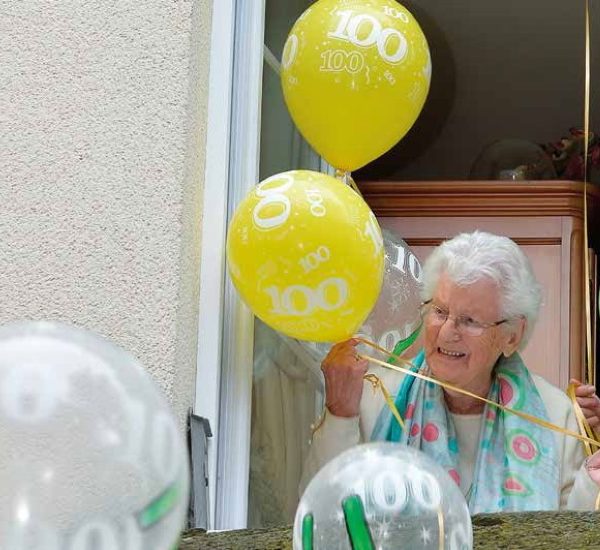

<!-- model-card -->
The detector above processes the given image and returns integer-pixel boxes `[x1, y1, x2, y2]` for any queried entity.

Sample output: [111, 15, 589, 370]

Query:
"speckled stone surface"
[180, 512, 600, 549]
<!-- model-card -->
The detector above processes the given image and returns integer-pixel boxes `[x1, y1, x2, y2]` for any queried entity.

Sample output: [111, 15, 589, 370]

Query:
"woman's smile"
[437, 347, 466, 359]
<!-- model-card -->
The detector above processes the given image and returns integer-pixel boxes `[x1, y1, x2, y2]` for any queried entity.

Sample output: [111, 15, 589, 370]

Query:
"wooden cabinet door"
[364, 180, 600, 389]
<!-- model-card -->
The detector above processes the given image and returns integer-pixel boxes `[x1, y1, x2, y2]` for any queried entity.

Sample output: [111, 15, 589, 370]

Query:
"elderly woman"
[302, 231, 600, 511]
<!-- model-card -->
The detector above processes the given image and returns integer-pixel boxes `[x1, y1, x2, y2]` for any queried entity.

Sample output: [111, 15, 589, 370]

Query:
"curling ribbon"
[355, 337, 600, 450]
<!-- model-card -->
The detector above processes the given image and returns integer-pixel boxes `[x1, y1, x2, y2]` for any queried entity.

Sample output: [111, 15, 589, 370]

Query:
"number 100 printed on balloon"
[351, 464, 442, 514]
[227, 170, 384, 342]
[264, 278, 348, 317]
[392, 243, 423, 283]
[294, 444, 473, 550]
[299, 245, 330, 273]
[328, 10, 409, 65]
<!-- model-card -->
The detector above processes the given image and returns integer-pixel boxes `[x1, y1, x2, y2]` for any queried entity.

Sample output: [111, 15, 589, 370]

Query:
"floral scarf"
[371, 351, 559, 513]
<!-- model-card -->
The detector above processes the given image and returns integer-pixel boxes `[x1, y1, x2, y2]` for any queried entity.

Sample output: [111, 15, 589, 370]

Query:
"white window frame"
[194, 0, 235, 530]
[197, 0, 333, 531]
[195, 0, 265, 531]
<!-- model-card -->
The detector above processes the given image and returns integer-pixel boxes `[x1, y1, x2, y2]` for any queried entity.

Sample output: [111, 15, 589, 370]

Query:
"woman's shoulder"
[530, 373, 572, 416]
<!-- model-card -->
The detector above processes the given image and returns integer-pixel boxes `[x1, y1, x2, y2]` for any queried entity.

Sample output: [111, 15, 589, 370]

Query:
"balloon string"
[437, 507, 445, 550]
[583, 0, 594, 387]
[584, 0, 590, 186]
[568, 382, 597, 457]
[347, 176, 363, 197]
[354, 337, 600, 449]
[310, 376, 404, 436]
[334, 169, 363, 197]
[364, 373, 405, 430]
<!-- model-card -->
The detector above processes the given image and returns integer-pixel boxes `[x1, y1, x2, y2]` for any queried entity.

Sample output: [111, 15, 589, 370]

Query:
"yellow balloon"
[226, 170, 384, 342]
[281, 0, 431, 172]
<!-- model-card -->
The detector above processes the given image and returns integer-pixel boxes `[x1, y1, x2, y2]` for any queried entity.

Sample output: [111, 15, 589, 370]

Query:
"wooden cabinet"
[361, 181, 600, 389]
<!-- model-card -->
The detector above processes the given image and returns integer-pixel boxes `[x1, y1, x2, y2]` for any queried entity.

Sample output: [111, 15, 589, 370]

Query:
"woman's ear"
[502, 317, 526, 357]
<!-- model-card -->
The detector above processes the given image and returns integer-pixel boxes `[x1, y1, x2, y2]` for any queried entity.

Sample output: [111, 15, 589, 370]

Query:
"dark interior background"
[353, 0, 600, 181]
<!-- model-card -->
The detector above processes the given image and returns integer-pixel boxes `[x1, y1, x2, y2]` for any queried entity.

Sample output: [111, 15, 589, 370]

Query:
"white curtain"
[247, 320, 324, 527]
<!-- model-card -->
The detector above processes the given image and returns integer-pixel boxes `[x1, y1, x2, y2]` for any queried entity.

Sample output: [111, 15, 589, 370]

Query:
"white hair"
[421, 231, 542, 348]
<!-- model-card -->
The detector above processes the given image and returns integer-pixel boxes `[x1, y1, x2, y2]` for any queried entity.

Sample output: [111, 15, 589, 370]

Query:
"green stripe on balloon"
[137, 482, 180, 530]
[302, 513, 314, 550]
[388, 324, 422, 365]
[342, 495, 375, 550]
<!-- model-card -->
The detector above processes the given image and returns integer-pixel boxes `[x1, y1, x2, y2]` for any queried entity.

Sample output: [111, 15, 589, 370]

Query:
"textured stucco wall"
[0, 0, 212, 425]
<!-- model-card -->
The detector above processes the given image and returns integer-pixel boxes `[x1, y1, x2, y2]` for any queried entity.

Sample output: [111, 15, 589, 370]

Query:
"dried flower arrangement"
[542, 128, 600, 181]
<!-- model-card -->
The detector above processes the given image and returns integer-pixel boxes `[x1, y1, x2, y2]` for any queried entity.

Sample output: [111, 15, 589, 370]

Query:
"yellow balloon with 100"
[281, 0, 431, 172]
[226, 170, 384, 342]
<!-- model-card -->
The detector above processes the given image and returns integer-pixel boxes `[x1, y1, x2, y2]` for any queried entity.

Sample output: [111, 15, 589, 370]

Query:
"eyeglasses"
[420, 300, 508, 337]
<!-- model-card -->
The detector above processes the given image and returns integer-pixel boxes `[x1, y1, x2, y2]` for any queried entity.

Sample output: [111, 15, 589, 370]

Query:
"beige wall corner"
[0, 0, 213, 425]
[172, 0, 213, 427]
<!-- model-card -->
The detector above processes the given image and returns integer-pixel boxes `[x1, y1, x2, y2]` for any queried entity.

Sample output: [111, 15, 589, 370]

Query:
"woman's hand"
[570, 378, 600, 429]
[322, 338, 369, 418]
[584, 450, 600, 486]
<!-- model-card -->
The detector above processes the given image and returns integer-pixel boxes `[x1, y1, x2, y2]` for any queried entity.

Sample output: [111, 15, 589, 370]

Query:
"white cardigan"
[301, 363, 600, 510]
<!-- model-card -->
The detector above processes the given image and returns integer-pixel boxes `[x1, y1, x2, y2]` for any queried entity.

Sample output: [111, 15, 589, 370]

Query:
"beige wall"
[0, 0, 213, 425]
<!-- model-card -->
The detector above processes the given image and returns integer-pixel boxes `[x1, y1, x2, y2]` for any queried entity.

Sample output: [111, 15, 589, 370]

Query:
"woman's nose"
[438, 315, 461, 340]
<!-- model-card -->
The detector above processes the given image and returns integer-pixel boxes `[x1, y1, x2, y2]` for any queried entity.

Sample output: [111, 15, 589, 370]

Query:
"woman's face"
[423, 272, 523, 393]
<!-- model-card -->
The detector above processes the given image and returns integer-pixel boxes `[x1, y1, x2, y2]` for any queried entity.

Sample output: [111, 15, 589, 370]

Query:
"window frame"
[197, 0, 333, 530]
[195, 0, 265, 531]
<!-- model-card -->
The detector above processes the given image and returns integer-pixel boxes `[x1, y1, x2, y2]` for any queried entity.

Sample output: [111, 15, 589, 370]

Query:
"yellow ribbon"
[334, 169, 363, 197]
[364, 373, 405, 430]
[583, 0, 595, 387]
[310, 333, 600, 508]
[309, 373, 405, 435]
[582, 0, 600, 512]
[436, 507, 444, 550]
[355, 337, 600, 450]
[567, 382, 596, 457]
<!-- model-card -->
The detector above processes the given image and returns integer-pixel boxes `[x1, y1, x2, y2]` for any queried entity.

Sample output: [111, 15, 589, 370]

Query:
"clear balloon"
[300, 228, 423, 361]
[226, 170, 385, 342]
[363, 228, 423, 354]
[0, 322, 189, 550]
[294, 442, 472, 550]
